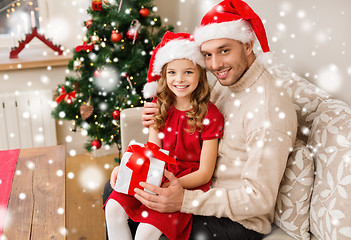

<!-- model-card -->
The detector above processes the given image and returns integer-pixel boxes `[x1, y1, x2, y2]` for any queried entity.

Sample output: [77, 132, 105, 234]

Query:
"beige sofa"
[119, 63, 351, 240]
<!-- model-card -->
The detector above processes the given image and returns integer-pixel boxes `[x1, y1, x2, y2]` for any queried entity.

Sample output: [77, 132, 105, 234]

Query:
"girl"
[105, 31, 224, 240]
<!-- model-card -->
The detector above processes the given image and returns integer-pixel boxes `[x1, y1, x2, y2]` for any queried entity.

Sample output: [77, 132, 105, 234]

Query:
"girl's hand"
[110, 166, 120, 189]
[142, 102, 158, 127]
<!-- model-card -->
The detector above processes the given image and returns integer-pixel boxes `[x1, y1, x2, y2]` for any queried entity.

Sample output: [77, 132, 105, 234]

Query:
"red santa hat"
[143, 31, 206, 99]
[194, 0, 272, 62]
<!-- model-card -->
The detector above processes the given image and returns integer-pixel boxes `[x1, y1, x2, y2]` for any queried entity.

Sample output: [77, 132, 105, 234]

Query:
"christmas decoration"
[72, 82, 81, 92]
[9, 28, 63, 59]
[92, 0, 102, 11]
[85, 19, 93, 29]
[118, 0, 123, 12]
[94, 69, 101, 77]
[75, 42, 94, 52]
[80, 102, 94, 120]
[91, 139, 102, 149]
[111, 30, 122, 43]
[112, 109, 120, 120]
[139, 8, 150, 17]
[73, 59, 83, 70]
[127, 20, 141, 44]
[126, 29, 139, 42]
[115, 141, 176, 196]
[91, 34, 100, 44]
[51, 0, 173, 151]
[56, 87, 76, 104]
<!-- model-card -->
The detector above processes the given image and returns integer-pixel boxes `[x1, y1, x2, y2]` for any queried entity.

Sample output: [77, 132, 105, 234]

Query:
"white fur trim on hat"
[143, 81, 158, 99]
[194, 20, 255, 46]
[153, 39, 206, 75]
[255, 51, 275, 69]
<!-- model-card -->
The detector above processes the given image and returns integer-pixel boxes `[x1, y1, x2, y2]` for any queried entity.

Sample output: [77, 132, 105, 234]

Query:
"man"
[104, 0, 297, 239]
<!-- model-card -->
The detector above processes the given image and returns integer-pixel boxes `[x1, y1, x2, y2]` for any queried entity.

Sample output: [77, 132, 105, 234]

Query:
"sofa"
[119, 62, 351, 240]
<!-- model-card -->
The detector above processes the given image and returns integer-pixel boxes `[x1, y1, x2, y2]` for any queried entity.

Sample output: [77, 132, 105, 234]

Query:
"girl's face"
[166, 59, 200, 105]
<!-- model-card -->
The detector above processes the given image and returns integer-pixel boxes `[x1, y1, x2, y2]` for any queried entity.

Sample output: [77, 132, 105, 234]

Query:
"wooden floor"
[65, 153, 119, 240]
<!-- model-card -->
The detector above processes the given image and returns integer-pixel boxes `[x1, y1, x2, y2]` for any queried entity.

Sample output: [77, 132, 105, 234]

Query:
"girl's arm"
[176, 138, 218, 189]
[148, 126, 162, 148]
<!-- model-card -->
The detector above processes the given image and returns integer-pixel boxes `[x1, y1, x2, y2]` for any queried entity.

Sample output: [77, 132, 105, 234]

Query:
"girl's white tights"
[105, 199, 162, 240]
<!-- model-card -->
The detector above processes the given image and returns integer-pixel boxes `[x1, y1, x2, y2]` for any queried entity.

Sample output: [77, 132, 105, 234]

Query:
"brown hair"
[152, 63, 211, 134]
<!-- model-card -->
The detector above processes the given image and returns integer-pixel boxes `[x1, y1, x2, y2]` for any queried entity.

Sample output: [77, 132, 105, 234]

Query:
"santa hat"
[194, 0, 272, 64]
[143, 31, 206, 99]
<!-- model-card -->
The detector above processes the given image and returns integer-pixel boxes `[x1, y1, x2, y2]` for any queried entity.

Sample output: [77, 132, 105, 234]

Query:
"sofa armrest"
[120, 107, 148, 153]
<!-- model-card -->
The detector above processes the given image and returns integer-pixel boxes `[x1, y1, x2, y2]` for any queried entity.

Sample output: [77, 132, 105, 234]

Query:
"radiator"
[0, 90, 57, 150]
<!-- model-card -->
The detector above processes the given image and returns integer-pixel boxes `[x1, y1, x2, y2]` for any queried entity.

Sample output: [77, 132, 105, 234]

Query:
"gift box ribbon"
[125, 142, 176, 195]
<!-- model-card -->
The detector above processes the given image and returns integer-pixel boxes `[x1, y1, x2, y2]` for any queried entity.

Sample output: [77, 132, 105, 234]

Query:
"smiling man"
[104, 0, 298, 239]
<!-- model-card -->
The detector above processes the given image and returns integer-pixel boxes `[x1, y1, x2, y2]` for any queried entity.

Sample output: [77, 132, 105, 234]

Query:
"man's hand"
[110, 166, 120, 189]
[142, 102, 158, 127]
[134, 170, 184, 213]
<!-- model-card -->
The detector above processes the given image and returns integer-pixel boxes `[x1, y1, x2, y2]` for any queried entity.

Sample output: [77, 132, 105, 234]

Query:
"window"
[0, 0, 40, 34]
[0, 0, 47, 49]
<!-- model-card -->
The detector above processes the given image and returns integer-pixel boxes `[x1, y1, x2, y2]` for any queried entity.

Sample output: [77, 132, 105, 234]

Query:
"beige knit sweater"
[181, 60, 297, 234]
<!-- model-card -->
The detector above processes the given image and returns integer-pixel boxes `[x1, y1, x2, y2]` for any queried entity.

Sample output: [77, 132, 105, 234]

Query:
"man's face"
[200, 38, 250, 86]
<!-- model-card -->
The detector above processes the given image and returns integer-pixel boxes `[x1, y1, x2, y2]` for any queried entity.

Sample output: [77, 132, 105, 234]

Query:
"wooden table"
[2, 145, 66, 239]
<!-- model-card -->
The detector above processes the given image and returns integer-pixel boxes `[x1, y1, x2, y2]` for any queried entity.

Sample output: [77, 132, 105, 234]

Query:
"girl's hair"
[153, 63, 211, 134]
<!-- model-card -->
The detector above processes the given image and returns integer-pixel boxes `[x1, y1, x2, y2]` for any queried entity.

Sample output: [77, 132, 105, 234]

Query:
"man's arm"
[134, 170, 184, 213]
[135, 129, 294, 219]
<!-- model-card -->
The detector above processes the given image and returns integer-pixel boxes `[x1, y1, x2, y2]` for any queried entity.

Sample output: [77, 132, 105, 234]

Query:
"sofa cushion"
[267, 63, 331, 143]
[274, 139, 314, 240]
[263, 225, 319, 240]
[308, 99, 351, 240]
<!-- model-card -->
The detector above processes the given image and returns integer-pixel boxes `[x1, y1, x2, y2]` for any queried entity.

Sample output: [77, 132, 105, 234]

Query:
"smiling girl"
[105, 31, 224, 240]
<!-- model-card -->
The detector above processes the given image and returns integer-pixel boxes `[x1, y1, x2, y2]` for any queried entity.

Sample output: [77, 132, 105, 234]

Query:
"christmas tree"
[51, 0, 173, 153]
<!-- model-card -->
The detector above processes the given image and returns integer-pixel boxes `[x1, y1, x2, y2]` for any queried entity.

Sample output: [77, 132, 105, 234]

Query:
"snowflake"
[246, 112, 254, 119]
[141, 211, 149, 218]
[56, 169, 64, 177]
[79, 166, 104, 191]
[69, 149, 77, 157]
[19, 192, 26, 200]
[192, 200, 199, 207]
[317, 64, 343, 93]
[57, 208, 64, 215]
[202, 118, 210, 125]
[67, 172, 75, 179]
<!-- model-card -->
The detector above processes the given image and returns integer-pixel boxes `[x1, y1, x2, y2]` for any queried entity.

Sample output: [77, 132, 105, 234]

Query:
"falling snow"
[1, 1, 351, 239]
[78, 166, 104, 191]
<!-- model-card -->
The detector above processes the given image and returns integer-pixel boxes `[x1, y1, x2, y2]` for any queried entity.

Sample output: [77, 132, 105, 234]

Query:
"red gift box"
[115, 141, 177, 196]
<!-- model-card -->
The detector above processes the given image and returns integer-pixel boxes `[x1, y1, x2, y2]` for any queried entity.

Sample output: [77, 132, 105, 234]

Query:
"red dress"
[105, 102, 224, 240]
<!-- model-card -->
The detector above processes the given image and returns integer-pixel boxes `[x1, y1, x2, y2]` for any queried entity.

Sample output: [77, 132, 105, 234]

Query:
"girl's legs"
[105, 199, 132, 240]
[135, 223, 163, 240]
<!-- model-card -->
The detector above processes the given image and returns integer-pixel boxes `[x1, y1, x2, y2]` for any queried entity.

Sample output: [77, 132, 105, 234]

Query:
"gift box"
[115, 141, 176, 196]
